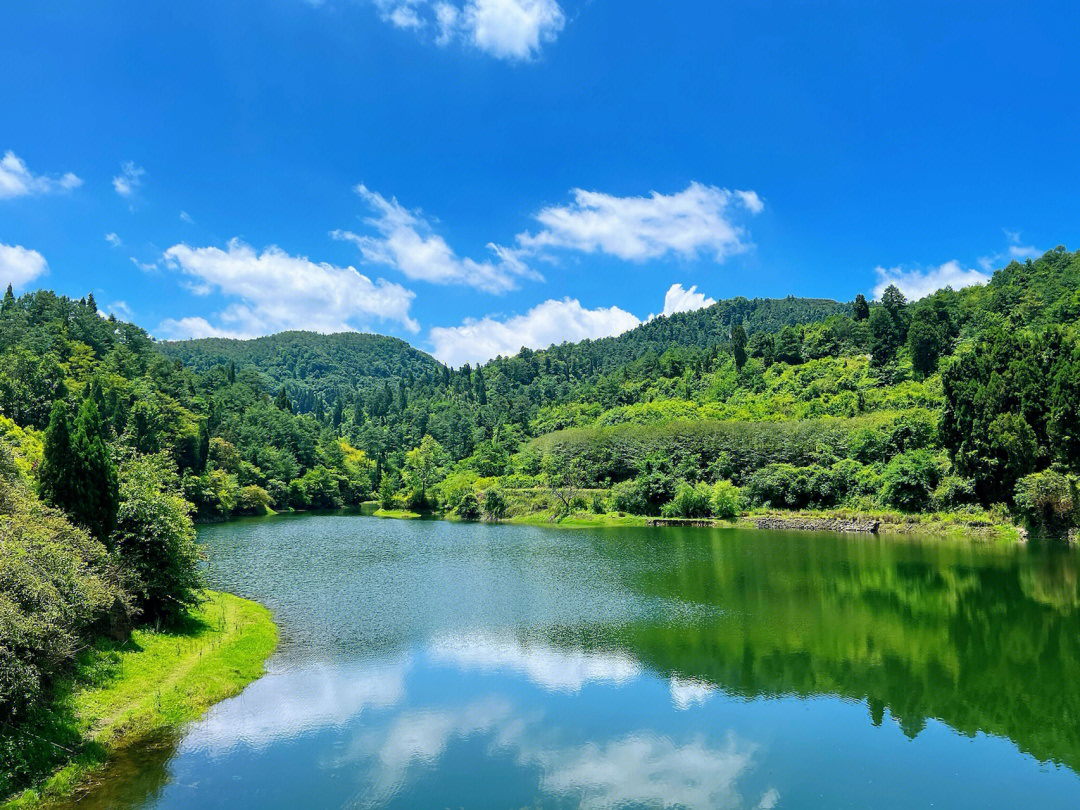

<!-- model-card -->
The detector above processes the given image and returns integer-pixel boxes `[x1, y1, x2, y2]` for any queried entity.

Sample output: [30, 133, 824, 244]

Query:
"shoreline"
[3, 592, 278, 809]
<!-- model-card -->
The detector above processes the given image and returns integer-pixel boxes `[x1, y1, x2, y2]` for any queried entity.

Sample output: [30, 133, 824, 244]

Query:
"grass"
[505, 510, 648, 528]
[2, 591, 278, 808]
[373, 508, 423, 519]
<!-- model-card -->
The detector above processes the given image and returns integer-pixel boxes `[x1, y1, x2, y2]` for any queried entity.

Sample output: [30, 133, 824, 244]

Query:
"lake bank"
[3, 592, 277, 809]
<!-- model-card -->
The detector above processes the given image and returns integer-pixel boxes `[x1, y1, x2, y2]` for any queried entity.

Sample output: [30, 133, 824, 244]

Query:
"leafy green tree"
[881, 450, 941, 512]
[404, 435, 448, 503]
[774, 326, 803, 365]
[1014, 469, 1078, 537]
[112, 453, 202, 624]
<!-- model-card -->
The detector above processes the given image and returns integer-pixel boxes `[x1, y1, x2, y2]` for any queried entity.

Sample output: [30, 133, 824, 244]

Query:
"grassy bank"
[373, 508, 423, 519]
[3, 591, 278, 808]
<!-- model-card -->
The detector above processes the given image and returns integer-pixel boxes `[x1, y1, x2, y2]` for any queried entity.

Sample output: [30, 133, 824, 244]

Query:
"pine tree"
[274, 387, 292, 412]
[731, 324, 748, 370]
[2, 284, 14, 312]
[38, 398, 74, 510]
[40, 395, 118, 541]
[853, 293, 870, 321]
[69, 397, 119, 541]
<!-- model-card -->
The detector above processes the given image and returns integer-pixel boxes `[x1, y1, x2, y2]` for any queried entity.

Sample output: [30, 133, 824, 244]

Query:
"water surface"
[64, 515, 1080, 809]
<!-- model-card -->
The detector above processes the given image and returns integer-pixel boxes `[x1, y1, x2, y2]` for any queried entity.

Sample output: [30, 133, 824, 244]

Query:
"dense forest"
[3, 247, 1080, 789]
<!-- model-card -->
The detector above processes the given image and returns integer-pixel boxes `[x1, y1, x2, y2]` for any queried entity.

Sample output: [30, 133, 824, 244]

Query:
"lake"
[61, 514, 1080, 809]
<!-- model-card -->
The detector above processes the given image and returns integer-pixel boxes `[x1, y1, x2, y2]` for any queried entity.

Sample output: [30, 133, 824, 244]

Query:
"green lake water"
[64, 514, 1080, 808]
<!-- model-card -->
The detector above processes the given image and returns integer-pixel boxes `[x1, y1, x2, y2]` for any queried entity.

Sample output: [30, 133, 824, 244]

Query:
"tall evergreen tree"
[69, 397, 119, 541]
[38, 397, 74, 511]
[731, 324, 748, 370]
[853, 293, 870, 321]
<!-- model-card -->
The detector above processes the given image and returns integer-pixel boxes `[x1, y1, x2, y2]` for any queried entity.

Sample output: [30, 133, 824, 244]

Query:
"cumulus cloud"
[429, 297, 641, 366]
[0, 151, 81, 199]
[372, 0, 564, 60]
[333, 184, 540, 293]
[660, 283, 716, 317]
[515, 182, 763, 263]
[157, 238, 418, 340]
[0, 243, 48, 289]
[873, 260, 990, 301]
[112, 161, 145, 197]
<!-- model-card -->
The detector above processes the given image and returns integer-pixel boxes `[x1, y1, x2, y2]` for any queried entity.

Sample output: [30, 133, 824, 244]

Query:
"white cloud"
[515, 182, 763, 263]
[430, 297, 641, 366]
[873, 260, 989, 301]
[460, 0, 564, 60]
[180, 210, 194, 224]
[0, 243, 48, 289]
[106, 300, 134, 321]
[333, 184, 540, 293]
[157, 238, 419, 340]
[104, 232, 122, 247]
[370, 0, 564, 60]
[0, 151, 81, 199]
[112, 161, 145, 197]
[978, 229, 1042, 271]
[428, 633, 640, 692]
[661, 283, 716, 317]
[130, 256, 158, 271]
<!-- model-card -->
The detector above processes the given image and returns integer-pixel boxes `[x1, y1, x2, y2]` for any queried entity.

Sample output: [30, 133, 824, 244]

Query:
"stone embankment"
[751, 516, 880, 533]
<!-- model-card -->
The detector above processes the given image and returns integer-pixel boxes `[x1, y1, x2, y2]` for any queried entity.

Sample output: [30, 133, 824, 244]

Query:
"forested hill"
[157, 331, 442, 412]
[154, 295, 852, 409]
[483, 295, 851, 381]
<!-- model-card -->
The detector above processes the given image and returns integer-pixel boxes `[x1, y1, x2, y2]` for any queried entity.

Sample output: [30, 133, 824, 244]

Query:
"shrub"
[455, 491, 481, 520]
[591, 492, 607, 514]
[881, 450, 941, 512]
[933, 475, 976, 511]
[236, 484, 273, 515]
[483, 488, 508, 521]
[711, 480, 742, 518]
[1014, 469, 1078, 536]
[746, 464, 839, 509]
[610, 478, 649, 515]
[661, 482, 714, 518]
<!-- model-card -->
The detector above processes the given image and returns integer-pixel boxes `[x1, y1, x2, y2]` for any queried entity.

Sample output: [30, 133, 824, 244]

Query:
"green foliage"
[711, 480, 742, 518]
[482, 488, 508, 521]
[661, 482, 714, 518]
[112, 453, 203, 624]
[881, 450, 942, 512]
[454, 491, 481, 521]
[1014, 469, 1078, 536]
[0, 444, 117, 726]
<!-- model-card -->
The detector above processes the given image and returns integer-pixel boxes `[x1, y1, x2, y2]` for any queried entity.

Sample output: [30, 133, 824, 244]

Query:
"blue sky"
[3, 1, 1079, 365]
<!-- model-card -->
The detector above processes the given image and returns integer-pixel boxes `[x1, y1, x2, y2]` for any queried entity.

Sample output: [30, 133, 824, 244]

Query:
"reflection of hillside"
[582, 530, 1080, 772]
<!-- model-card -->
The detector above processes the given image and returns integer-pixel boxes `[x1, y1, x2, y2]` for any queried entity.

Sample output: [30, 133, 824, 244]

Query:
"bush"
[881, 450, 941, 512]
[711, 480, 742, 518]
[0, 447, 117, 722]
[591, 492, 607, 514]
[236, 484, 273, 515]
[933, 475, 976, 511]
[661, 482, 714, 518]
[455, 491, 481, 520]
[610, 478, 649, 515]
[745, 463, 839, 509]
[483, 488, 508, 521]
[1014, 469, 1078, 536]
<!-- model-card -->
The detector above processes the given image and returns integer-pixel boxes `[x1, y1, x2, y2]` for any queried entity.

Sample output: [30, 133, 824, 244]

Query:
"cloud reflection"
[427, 632, 641, 692]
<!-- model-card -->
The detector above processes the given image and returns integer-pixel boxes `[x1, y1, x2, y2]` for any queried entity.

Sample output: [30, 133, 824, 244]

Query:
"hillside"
[1, 246, 1079, 536]
[156, 331, 442, 412]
